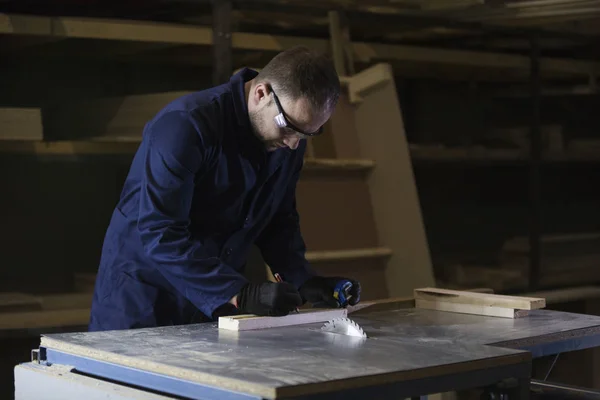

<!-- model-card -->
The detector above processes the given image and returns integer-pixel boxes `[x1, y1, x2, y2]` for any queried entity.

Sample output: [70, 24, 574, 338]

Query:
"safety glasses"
[271, 88, 324, 137]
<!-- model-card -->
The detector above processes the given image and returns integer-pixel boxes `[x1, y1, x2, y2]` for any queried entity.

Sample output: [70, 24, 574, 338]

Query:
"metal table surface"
[32, 307, 600, 399]
[350, 308, 600, 357]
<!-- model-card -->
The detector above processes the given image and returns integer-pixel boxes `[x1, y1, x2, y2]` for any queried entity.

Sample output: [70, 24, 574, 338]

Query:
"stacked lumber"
[414, 287, 546, 319]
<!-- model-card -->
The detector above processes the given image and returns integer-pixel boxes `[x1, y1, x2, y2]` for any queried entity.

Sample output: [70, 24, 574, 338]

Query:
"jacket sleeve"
[255, 142, 316, 289]
[137, 110, 248, 318]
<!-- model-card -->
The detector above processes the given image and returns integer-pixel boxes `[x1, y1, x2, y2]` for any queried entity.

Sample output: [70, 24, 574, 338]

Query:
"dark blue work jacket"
[89, 68, 315, 331]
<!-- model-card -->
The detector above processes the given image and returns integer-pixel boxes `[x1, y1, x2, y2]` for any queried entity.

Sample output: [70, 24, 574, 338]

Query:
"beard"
[248, 108, 264, 140]
[248, 109, 280, 151]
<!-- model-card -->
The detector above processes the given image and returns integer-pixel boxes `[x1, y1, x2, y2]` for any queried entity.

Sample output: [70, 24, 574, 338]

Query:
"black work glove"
[299, 276, 361, 308]
[237, 282, 303, 317]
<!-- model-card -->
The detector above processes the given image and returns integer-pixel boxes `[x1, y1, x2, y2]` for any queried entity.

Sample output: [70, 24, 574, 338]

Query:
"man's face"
[248, 83, 331, 152]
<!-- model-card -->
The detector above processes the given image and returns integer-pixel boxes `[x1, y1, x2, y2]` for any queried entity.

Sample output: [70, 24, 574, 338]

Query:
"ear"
[251, 83, 271, 107]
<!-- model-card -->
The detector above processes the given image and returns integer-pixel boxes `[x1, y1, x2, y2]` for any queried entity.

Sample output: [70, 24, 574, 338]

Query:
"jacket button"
[225, 248, 232, 256]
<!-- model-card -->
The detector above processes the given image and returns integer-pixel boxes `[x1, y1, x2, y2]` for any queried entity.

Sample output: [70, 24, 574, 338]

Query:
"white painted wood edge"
[218, 308, 347, 331]
[415, 299, 522, 319]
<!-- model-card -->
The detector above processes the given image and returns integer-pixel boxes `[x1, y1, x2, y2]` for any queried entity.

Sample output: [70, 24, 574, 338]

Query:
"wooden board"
[414, 287, 546, 310]
[347, 288, 495, 315]
[218, 308, 347, 331]
[415, 299, 530, 319]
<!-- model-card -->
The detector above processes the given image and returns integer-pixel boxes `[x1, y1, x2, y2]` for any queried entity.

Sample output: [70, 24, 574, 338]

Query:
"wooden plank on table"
[414, 287, 546, 310]
[218, 308, 347, 331]
[415, 299, 530, 319]
[347, 288, 495, 315]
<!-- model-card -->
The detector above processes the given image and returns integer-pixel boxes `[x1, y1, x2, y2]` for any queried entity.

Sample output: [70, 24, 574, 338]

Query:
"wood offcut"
[218, 308, 347, 331]
[414, 287, 546, 319]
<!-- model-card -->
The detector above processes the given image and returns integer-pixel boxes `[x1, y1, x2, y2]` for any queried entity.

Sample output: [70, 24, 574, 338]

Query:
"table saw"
[13, 293, 600, 400]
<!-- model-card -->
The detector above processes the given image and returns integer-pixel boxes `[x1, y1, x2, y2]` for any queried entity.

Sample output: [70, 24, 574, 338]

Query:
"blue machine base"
[37, 345, 531, 400]
[40, 347, 261, 400]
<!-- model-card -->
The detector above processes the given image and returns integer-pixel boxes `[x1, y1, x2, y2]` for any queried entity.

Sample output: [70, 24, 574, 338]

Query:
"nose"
[283, 135, 301, 150]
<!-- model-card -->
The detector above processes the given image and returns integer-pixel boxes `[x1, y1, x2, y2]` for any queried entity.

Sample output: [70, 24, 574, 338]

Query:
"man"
[89, 46, 361, 332]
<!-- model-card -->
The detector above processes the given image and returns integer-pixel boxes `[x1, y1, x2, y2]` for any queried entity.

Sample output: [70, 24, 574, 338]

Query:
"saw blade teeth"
[321, 317, 367, 338]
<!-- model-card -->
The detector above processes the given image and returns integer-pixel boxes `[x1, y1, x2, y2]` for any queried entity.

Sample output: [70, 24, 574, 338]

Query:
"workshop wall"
[3, 59, 600, 294]
[0, 59, 212, 293]
[398, 77, 600, 274]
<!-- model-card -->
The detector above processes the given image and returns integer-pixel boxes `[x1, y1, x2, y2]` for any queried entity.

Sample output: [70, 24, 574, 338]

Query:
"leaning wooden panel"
[350, 63, 435, 297]
[327, 92, 362, 158]
[295, 178, 379, 251]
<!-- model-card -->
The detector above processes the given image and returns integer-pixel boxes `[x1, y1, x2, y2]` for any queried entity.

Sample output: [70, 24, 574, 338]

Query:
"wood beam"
[414, 287, 546, 310]
[1, 13, 599, 76]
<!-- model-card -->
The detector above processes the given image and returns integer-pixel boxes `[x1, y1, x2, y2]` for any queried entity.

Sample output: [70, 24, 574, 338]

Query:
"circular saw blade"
[321, 317, 367, 338]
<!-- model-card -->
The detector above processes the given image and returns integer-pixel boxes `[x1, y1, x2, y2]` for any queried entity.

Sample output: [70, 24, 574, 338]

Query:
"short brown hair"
[256, 46, 340, 114]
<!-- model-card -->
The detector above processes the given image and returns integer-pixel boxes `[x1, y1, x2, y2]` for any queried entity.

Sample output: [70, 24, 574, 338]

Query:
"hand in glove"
[237, 282, 303, 316]
[299, 276, 361, 308]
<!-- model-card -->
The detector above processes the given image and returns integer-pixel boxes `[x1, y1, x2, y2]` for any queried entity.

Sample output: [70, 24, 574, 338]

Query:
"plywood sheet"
[296, 178, 379, 251]
[351, 63, 435, 297]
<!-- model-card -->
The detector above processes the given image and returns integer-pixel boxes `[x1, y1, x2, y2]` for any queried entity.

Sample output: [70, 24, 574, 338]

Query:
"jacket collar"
[231, 67, 258, 133]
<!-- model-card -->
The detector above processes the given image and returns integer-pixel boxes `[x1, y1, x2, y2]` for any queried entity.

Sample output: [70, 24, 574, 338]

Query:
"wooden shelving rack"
[1, 1, 600, 333]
